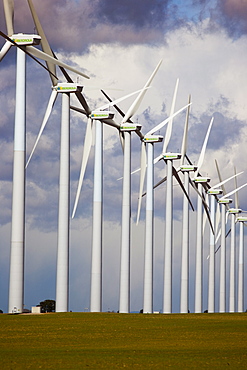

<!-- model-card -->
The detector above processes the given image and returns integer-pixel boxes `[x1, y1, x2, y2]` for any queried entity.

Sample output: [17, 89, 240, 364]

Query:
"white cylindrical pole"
[219, 204, 226, 313]
[208, 196, 215, 313]
[229, 213, 235, 313]
[56, 93, 70, 312]
[180, 171, 189, 313]
[119, 132, 131, 313]
[237, 221, 244, 313]
[195, 183, 203, 313]
[143, 143, 154, 314]
[163, 159, 173, 314]
[90, 120, 103, 312]
[8, 48, 26, 314]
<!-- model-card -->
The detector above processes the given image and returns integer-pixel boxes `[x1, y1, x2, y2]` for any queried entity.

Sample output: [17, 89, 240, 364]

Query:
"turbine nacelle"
[218, 198, 232, 204]
[143, 135, 163, 143]
[120, 123, 142, 132]
[55, 83, 83, 93]
[193, 176, 210, 183]
[236, 216, 247, 222]
[180, 165, 197, 172]
[11, 33, 41, 45]
[228, 208, 242, 214]
[207, 188, 223, 195]
[163, 152, 181, 160]
[90, 111, 115, 120]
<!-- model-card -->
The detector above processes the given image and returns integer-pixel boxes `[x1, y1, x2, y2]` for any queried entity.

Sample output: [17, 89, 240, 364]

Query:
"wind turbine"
[147, 80, 194, 314]
[1, 0, 89, 313]
[178, 99, 213, 314]
[192, 116, 214, 313]
[236, 215, 247, 312]
[115, 60, 163, 313]
[178, 95, 198, 314]
[215, 160, 233, 313]
[135, 95, 192, 314]
[218, 196, 232, 312]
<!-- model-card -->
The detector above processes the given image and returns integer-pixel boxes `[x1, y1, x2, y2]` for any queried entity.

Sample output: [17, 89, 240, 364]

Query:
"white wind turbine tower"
[218, 195, 232, 313]
[236, 215, 247, 312]
[149, 80, 194, 314]
[218, 181, 247, 312]
[178, 95, 199, 314]
[0, 0, 89, 313]
[136, 97, 192, 314]
[206, 187, 222, 313]
[117, 60, 162, 313]
[215, 160, 233, 313]
[147, 95, 195, 314]
[157, 79, 180, 314]
[178, 100, 213, 315]
[71, 90, 145, 312]
[192, 117, 214, 313]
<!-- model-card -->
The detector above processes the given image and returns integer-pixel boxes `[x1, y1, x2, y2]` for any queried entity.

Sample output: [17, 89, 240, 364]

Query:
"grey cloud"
[215, 0, 247, 37]
[0, 0, 191, 54]
[91, 0, 169, 29]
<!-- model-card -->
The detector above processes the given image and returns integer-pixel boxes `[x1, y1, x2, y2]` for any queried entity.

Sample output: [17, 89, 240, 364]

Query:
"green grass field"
[0, 312, 246, 369]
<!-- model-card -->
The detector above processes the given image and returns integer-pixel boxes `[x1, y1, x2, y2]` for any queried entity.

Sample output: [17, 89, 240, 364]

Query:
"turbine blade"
[172, 166, 194, 211]
[70, 105, 87, 115]
[202, 194, 214, 234]
[202, 193, 209, 234]
[27, 0, 57, 86]
[119, 131, 125, 152]
[136, 142, 147, 224]
[72, 118, 93, 218]
[220, 182, 247, 201]
[180, 94, 191, 166]
[153, 154, 163, 164]
[0, 40, 12, 61]
[122, 60, 162, 123]
[153, 175, 167, 191]
[25, 45, 90, 79]
[194, 116, 214, 177]
[146, 102, 192, 136]
[215, 159, 224, 188]
[26, 90, 58, 168]
[234, 166, 239, 209]
[215, 201, 221, 237]
[215, 228, 231, 254]
[3, 0, 14, 36]
[226, 210, 229, 223]
[211, 170, 243, 190]
[99, 88, 149, 111]
[162, 78, 179, 154]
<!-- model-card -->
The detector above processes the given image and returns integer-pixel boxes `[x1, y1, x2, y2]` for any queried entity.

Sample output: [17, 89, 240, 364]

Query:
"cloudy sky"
[0, 0, 247, 313]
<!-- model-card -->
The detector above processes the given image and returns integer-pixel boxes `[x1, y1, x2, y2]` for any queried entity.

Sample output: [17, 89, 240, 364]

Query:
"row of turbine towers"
[1, 0, 246, 314]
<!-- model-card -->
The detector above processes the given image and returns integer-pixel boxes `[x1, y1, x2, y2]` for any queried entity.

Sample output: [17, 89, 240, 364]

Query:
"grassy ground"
[0, 312, 246, 369]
